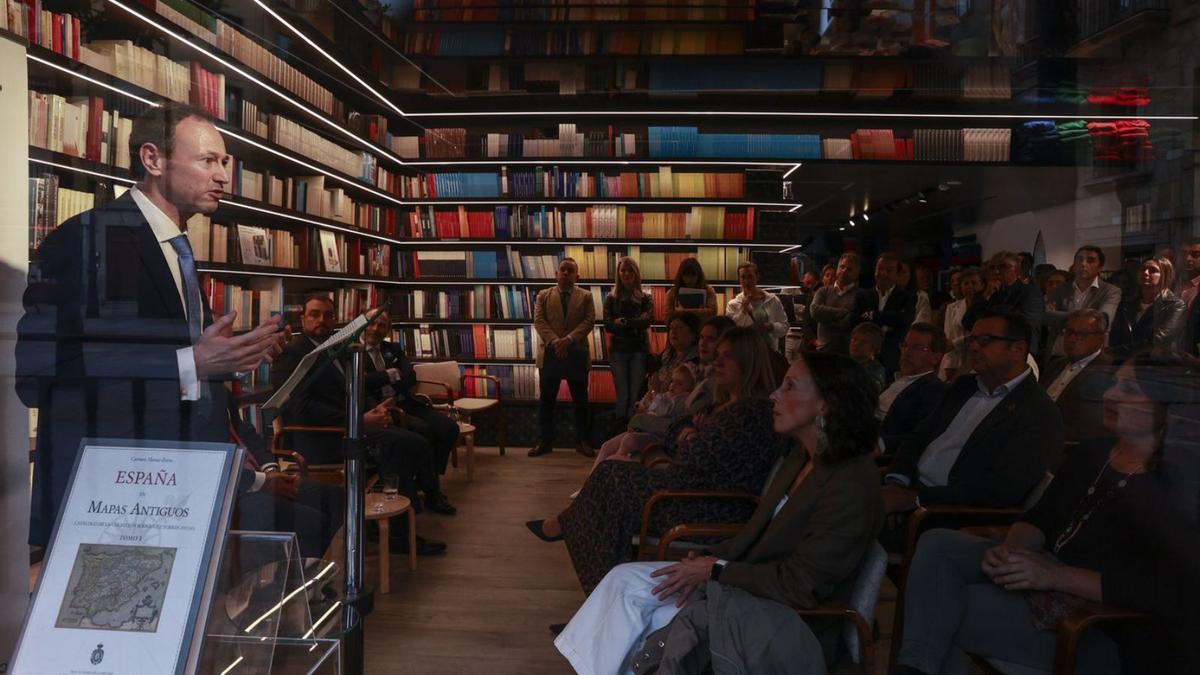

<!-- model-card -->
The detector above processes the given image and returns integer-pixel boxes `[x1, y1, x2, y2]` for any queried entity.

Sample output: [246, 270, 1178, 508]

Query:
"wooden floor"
[360, 446, 901, 675]
[363, 446, 592, 675]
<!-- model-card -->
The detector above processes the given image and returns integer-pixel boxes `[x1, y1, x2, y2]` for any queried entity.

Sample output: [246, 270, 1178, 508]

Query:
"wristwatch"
[709, 559, 727, 582]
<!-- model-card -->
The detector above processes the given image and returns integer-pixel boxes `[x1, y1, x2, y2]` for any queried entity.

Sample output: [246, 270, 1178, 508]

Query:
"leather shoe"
[426, 495, 457, 516]
[528, 443, 552, 457]
[525, 519, 564, 543]
[392, 534, 447, 556]
[576, 441, 595, 458]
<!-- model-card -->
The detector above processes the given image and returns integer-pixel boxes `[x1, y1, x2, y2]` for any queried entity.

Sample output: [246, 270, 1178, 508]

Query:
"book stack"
[7, 2, 80, 58]
[83, 40, 190, 104]
[27, 91, 134, 168]
[268, 115, 366, 179]
[216, 22, 335, 115]
[27, 174, 97, 250]
[205, 278, 284, 331]
[187, 62, 226, 119]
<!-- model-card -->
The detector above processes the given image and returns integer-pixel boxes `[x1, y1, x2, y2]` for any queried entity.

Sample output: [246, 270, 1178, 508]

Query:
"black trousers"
[365, 426, 442, 500]
[539, 370, 591, 445]
[236, 478, 344, 562]
[401, 404, 459, 475]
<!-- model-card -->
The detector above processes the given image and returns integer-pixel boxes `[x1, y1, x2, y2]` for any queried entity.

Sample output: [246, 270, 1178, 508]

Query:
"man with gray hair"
[1040, 309, 1114, 445]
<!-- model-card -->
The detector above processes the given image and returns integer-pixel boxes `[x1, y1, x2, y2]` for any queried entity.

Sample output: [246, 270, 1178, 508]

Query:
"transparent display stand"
[196, 531, 349, 674]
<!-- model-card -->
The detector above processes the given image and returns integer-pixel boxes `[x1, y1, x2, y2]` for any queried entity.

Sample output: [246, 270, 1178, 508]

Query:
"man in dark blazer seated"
[271, 295, 457, 521]
[876, 323, 948, 459]
[1040, 309, 1115, 446]
[963, 251, 1045, 358]
[881, 310, 1063, 548]
[858, 252, 917, 379]
[15, 102, 285, 549]
[361, 309, 459, 477]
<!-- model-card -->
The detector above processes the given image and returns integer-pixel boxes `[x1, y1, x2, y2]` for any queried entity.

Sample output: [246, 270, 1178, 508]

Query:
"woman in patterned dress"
[526, 327, 783, 593]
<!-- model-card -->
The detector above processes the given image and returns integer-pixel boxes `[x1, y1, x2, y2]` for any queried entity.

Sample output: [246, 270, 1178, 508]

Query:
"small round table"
[455, 422, 477, 482]
[364, 492, 416, 593]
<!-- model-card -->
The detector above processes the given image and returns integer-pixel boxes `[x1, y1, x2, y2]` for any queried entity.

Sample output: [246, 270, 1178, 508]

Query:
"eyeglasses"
[965, 334, 1019, 348]
[1064, 329, 1105, 337]
[899, 343, 932, 352]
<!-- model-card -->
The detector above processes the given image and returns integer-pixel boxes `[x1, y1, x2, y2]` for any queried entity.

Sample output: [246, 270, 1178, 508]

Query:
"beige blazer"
[532, 285, 596, 368]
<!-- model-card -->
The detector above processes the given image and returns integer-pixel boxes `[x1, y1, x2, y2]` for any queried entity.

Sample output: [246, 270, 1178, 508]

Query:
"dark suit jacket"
[16, 193, 229, 546]
[362, 339, 419, 408]
[858, 286, 916, 375]
[1041, 352, 1116, 445]
[880, 372, 947, 454]
[887, 373, 1063, 507]
[963, 281, 1046, 355]
[710, 451, 884, 610]
[270, 334, 348, 463]
[1184, 296, 1200, 357]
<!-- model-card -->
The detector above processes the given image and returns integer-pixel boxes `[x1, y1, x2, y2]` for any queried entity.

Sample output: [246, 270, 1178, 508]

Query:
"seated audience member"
[554, 352, 884, 674]
[1044, 246, 1122, 357]
[588, 317, 736, 474]
[882, 310, 1063, 541]
[726, 261, 790, 353]
[361, 309, 460, 480]
[230, 406, 343, 561]
[271, 296, 453, 554]
[964, 251, 1045, 358]
[877, 323, 948, 457]
[898, 259, 933, 325]
[893, 355, 1200, 675]
[849, 321, 887, 393]
[1041, 309, 1115, 445]
[666, 257, 718, 322]
[1110, 256, 1187, 359]
[526, 327, 783, 593]
[636, 363, 697, 423]
[940, 268, 983, 381]
[647, 312, 701, 396]
[810, 252, 863, 353]
[862, 253, 917, 377]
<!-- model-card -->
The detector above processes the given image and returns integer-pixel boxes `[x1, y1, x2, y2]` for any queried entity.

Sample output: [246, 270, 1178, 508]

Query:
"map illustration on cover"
[55, 544, 176, 633]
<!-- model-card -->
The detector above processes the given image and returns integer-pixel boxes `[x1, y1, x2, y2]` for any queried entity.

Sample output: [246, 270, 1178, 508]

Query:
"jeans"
[610, 351, 648, 421]
[897, 529, 1119, 675]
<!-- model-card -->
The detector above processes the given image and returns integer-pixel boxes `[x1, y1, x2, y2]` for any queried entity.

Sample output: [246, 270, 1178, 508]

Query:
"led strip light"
[105, 0, 413, 170]
[195, 267, 751, 287]
[407, 109, 1199, 121]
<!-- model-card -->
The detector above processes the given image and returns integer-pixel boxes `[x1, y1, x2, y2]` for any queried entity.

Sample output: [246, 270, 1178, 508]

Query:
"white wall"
[0, 35, 29, 670]
[958, 190, 1123, 271]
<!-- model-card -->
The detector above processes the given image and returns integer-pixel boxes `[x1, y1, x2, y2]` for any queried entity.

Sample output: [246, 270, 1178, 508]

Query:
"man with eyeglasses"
[876, 323, 948, 459]
[1044, 246, 1121, 357]
[963, 251, 1045, 358]
[880, 310, 1063, 545]
[1041, 310, 1115, 445]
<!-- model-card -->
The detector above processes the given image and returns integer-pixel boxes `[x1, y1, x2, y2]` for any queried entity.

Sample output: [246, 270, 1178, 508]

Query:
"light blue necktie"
[168, 234, 203, 344]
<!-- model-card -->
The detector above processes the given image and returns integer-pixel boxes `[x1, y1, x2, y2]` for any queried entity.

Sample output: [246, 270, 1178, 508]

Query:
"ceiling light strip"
[196, 267, 744, 287]
[29, 157, 136, 184]
[405, 110, 1198, 121]
[248, 0, 406, 117]
[404, 199, 800, 208]
[405, 159, 802, 168]
[106, 0, 412, 170]
[216, 127, 405, 206]
[27, 53, 160, 106]
[220, 199, 402, 244]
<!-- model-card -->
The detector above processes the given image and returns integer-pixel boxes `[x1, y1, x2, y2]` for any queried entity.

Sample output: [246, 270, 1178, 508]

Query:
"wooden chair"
[645, 490, 887, 673]
[270, 422, 348, 486]
[887, 473, 1056, 668]
[413, 360, 506, 456]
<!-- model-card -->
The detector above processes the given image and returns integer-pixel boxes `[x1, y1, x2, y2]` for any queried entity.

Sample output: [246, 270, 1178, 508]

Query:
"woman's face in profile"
[1103, 363, 1160, 438]
[710, 341, 742, 393]
[770, 360, 824, 436]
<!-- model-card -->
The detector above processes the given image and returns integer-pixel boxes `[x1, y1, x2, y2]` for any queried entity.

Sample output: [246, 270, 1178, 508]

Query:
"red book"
[71, 16, 80, 60]
[51, 12, 61, 53]
[84, 96, 102, 161]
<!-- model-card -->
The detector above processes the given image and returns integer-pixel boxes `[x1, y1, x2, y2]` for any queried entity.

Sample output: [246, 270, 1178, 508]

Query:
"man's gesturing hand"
[194, 312, 287, 377]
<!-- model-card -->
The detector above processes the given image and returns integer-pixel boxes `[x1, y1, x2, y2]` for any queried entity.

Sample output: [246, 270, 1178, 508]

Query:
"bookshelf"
[20, 0, 1164, 411]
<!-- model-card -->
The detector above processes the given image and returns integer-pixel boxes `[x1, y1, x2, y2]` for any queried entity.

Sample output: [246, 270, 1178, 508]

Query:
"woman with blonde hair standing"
[604, 256, 654, 426]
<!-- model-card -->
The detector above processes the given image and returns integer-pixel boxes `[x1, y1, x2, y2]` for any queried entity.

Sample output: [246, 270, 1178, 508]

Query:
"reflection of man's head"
[363, 310, 390, 347]
[301, 295, 335, 340]
[1064, 310, 1107, 361]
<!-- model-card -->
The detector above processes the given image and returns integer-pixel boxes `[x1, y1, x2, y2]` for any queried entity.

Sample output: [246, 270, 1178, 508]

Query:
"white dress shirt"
[1044, 349, 1102, 402]
[887, 368, 1033, 489]
[129, 187, 203, 401]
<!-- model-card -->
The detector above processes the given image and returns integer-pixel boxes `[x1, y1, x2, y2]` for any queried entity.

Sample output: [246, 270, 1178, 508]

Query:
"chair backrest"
[843, 541, 888, 664]
[413, 361, 462, 398]
[1022, 471, 1055, 510]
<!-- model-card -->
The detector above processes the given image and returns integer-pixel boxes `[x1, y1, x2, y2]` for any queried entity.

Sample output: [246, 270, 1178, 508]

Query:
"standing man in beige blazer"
[530, 257, 596, 457]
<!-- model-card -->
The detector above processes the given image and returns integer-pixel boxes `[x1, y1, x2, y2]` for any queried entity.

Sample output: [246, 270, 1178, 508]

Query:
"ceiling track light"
[862, 213, 870, 222]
